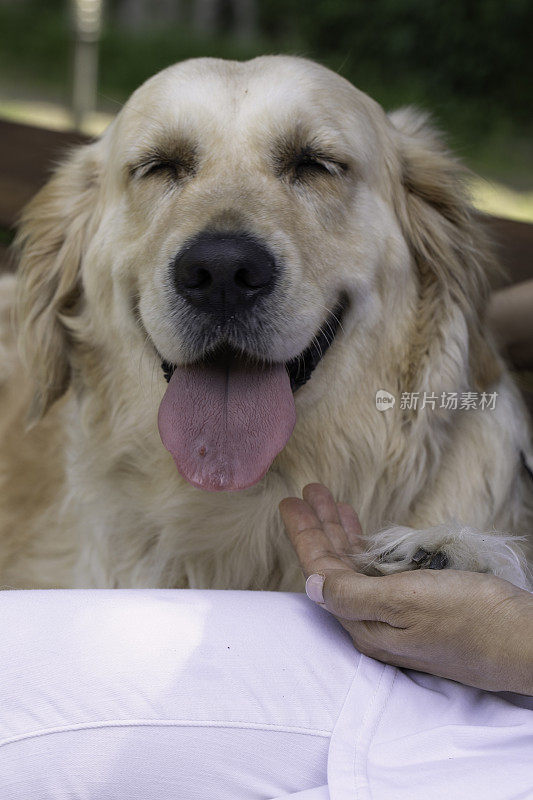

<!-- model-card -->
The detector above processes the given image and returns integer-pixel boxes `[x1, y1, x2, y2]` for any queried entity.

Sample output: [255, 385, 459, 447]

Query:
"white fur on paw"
[351, 521, 533, 591]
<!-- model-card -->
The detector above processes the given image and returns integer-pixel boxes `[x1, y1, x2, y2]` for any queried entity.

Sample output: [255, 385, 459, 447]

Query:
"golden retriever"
[1, 56, 532, 590]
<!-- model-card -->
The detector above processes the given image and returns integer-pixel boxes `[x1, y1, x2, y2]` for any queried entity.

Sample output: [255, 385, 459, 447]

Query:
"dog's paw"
[352, 522, 532, 591]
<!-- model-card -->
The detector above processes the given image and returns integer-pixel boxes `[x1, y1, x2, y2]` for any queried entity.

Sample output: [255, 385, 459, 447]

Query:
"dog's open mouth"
[158, 294, 348, 492]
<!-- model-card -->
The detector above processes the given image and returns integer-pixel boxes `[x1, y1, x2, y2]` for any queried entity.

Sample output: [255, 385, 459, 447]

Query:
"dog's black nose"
[173, 232, 276, 318]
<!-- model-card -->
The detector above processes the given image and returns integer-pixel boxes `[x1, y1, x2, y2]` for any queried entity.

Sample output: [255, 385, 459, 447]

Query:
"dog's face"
[96, 57, 407, 363]
[17, 56, 485, 492]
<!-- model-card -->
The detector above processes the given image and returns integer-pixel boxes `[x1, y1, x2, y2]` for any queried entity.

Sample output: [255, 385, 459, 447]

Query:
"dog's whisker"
[96, 93, 170, 130]
[310, 333, 324, 361]
[150, 356, 159, 401]
[323, 318, 337, 345]
[97, 91, 126, 110]
[312, 299, 348, 339]
[137, 329, 158, 394]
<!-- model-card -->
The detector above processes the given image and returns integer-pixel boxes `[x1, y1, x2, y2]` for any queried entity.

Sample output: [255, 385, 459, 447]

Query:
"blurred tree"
[231, 0, 257, 40]
[192, 0, 217, 35]
[277, 0, 533, 123]
[116, 0, 182, 30]
[192, 0, 257, 39]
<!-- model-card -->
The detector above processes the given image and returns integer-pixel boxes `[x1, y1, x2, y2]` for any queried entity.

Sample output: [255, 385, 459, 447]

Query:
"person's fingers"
[279, 497, 354, 576]
[280, 496, 395, 623]
[336, 503, 364, 554]
[340, 618, 413, 666]
[302, 483, 341, 524]
[320, 569, 395, 623]
[302, 483, 351, 554]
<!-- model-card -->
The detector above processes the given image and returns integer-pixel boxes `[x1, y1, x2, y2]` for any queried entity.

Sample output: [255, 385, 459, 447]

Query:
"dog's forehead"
[115, 56, 381, 155]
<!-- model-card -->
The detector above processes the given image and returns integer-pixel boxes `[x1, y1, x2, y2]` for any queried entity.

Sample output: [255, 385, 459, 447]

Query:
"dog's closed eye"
[128, 142, 197, 182]
[133, 159, 185, 180]
[291, 150, 347, 180]
[274, 137, 348, 185]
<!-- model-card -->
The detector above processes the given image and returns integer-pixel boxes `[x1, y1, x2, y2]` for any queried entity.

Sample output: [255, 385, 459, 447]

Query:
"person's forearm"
[488, 279, 533, 367]
[492, 589, 533, 696]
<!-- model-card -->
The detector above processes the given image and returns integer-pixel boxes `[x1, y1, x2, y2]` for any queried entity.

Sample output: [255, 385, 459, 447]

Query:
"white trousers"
[0, 590, 531, 799]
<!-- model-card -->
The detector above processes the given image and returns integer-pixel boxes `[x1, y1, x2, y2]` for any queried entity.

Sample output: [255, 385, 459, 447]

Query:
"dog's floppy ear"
[15, 142, 101, 424]
[388, 107, 501, 391]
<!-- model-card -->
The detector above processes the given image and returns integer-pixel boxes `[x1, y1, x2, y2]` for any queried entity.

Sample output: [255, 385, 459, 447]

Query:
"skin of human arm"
[279, 483, 533, 696]
[488, 278, 533, 368]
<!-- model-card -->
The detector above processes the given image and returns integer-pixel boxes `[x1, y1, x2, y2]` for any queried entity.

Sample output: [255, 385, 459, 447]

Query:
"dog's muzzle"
[157, 233, 348, 492]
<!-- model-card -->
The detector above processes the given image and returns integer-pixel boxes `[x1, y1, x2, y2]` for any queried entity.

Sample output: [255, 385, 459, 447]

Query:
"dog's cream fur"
[1, 56, 532, 591]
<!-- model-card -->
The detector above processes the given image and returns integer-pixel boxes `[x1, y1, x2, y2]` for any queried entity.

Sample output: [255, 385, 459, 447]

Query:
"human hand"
[279, 483, 533, 695]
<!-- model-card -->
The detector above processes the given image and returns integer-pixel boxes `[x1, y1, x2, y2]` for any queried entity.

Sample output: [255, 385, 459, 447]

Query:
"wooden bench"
[1, 118, 532, 414]
[0, 120, 87, 268]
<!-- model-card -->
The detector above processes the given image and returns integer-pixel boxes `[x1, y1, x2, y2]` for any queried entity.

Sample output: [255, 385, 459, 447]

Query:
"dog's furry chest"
[1, 307, 531, 590]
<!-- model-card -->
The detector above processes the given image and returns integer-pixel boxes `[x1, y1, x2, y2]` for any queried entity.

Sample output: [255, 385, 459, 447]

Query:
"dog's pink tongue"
[158, 356, 296, 491]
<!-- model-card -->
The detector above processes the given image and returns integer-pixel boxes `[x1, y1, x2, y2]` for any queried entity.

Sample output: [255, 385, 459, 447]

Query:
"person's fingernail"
[305, 574, 325, 603]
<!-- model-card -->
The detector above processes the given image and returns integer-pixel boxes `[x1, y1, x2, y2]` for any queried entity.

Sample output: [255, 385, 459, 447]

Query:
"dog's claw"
[410, 548, 448, 569]
[412, 547, 430, 564]
[429, 551, 448, 570]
